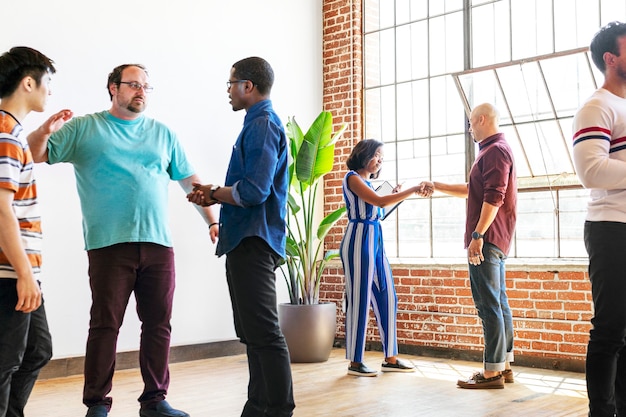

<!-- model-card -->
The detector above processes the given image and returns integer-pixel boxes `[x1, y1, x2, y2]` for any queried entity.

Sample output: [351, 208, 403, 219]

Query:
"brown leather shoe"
[457, 372, 504, 389]
[502, 369, 514, 383]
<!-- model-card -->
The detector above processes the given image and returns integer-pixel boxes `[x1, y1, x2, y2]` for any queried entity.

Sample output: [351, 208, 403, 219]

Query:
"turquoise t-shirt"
[47, 111, 194, 250]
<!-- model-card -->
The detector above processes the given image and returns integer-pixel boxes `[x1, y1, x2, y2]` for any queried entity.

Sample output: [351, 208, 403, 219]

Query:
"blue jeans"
[468, 242, 514, 371]
[225, 237, 294, 417]
[0, 279, 52, 417]
[584, 221, 626, 417]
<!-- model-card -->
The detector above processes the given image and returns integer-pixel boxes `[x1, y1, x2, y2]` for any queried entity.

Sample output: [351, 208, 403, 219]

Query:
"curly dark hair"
[0, 46, 56, 98]
[345, 139, 384, 179]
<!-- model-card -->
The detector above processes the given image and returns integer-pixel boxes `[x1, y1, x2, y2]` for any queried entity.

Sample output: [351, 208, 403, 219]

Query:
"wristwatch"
[209, 185, 221, 202]
[471, 231, 484, 240]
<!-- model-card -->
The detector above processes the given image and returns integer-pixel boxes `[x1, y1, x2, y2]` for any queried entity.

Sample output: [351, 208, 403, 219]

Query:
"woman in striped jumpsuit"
[340, 139, 430, 377]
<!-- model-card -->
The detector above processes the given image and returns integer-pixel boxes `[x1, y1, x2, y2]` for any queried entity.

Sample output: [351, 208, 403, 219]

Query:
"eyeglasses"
[119, 81, 154, 93]
[226, 80, 250, 89]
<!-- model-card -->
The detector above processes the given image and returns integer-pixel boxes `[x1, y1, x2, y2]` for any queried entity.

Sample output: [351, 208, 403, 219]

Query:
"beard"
[126, 100, 145, 114]
[617, 64, 626, 82]
[119, 95, 146, 114]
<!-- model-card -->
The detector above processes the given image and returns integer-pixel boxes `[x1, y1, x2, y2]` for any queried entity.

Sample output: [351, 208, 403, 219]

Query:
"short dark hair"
[232, 57, 274, 96]
[0, 46, 56, 99]
[346, 139, 384, 179]
[590, 21, 626, 73]
[106, 64, 148, 100]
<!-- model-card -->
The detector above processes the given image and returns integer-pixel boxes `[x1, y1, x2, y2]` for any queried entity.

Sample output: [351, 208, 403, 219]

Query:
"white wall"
[1, 0, 322, 359]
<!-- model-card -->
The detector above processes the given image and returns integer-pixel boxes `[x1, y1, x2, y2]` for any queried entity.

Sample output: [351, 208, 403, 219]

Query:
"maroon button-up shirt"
[464, 133, 517, 255]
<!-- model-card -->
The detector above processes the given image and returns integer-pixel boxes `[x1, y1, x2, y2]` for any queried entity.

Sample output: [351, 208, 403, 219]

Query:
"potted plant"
[277, 110, 347, 362]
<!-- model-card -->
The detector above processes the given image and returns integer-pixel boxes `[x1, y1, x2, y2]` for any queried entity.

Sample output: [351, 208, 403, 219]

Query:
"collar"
[478, 132, 504, 150]
[244, 99, 273, 123]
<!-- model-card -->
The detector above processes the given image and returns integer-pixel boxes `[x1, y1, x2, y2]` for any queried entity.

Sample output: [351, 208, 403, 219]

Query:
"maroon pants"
[83, 243, 175, 409]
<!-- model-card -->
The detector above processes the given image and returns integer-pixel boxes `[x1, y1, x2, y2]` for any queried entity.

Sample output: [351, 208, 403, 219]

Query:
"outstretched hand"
[41, 109, 73, 135]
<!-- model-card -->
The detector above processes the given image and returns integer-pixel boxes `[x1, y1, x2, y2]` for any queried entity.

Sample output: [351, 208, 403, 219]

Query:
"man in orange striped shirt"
[0, 46, 56, 417]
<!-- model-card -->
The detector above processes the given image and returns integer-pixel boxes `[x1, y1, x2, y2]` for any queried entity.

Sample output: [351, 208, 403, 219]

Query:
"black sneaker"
[347, 362, 378, 377]
[381, 358, 415, 372]
[139, 400, 189, 417]
[86, 405, 108, 417]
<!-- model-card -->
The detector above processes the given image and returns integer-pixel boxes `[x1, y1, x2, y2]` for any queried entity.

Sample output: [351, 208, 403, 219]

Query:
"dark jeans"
[585, 221, 626, 417]
[84, 243, 175, 410]
[468, 242, 514, 371]
[225, 237, 295, 417]
[0, 279, 52, 417]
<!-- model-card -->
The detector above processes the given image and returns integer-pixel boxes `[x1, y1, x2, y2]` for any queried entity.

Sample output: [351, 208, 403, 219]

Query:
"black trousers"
[0, 279, 52, 417]
[225, 237, 295, 417]
[585, 221, 626, 417]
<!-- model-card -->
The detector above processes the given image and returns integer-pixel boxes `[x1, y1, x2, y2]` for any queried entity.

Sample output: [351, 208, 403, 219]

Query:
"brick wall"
[320, 262, 591, 371]
[322, 0, 361, 253]
[321, 0, 592, 371]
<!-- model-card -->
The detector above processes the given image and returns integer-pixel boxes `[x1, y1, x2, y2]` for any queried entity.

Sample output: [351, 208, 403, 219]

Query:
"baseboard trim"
[39, 339, 245, 380]
[40, 337, 585, 381]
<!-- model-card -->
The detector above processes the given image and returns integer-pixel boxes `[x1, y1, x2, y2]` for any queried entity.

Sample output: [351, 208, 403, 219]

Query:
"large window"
[363, 0, 626, 258]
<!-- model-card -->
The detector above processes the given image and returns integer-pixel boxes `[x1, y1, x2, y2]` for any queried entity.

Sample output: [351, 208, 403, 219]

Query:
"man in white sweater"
[572, 20, 626, 417]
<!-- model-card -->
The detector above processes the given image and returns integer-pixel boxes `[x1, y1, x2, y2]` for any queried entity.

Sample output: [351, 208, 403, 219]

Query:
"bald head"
[469, 103, 500, 142]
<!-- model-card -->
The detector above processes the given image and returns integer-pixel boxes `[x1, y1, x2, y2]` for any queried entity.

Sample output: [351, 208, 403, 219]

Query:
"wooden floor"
[25, 348, 589, 417]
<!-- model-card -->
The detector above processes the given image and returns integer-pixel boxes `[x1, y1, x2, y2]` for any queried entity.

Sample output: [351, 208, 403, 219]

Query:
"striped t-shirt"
[0, 111, 41, 278]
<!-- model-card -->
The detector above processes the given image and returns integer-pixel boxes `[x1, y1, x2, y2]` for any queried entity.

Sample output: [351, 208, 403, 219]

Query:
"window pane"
[364, 86, 397, 142]
[511, 0, 554, 59]
[497, 63, 553, 124]
[431, 197, 466, 257]
[431, 134, 466, 181]
[429, 12, 464, 76]
[515, 122, 572, 177]
[397, 80, 430, 140]
[601, 0, 626, 25]
[559, 118, 575, 161]
[364, 0, 395, 32]
[516, 191, 558, 257]
[559, 189, 588, 257]
[471, 1, 511, 67]
[554, 0, 600, 51]
[364, 0, 381, 32]
[456, 70, 509, 121]
[397, 139, 431, 182]
[381, 142, 397, 182]
[429, 76, 465, 137]
[364, 29, 395, 88]
[398, 198, 432, 257]
[429, 0, 463, 15]
[397, 21, 429, 82]
[364, 88, 383, 140]
[541, 53, 599, 119]
[396, 0, 428, 25]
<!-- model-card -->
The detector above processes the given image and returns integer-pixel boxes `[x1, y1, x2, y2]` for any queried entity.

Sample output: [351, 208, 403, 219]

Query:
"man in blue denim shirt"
[188, 57, 294, 417]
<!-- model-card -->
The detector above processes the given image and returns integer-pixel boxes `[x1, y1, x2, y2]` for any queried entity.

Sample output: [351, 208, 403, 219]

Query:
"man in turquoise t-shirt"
[27, 64, 218, 417]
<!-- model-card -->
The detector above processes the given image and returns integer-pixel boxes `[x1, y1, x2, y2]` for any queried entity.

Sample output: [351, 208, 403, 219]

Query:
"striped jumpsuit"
[340, 170, 398, 363]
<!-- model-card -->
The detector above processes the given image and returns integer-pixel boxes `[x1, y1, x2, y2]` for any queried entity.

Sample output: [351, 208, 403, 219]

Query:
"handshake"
[393, 181, 434, 197]
[416, 181, 434, 197]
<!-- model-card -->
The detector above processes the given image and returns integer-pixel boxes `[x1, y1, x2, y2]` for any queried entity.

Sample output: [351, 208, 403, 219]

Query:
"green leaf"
[282, 111, 346, 304]
[317, 207, 346, 240]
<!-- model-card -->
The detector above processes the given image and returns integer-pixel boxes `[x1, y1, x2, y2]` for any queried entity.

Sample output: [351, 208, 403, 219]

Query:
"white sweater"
[572, 88, 626, 223]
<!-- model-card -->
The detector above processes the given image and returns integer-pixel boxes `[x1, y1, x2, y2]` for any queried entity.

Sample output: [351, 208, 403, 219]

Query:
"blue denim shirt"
[216, 99, 288, 258]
